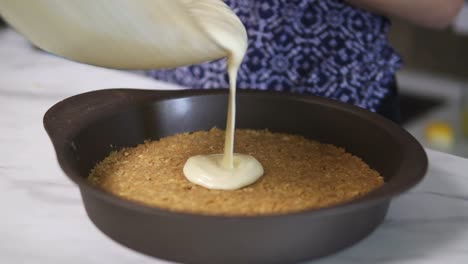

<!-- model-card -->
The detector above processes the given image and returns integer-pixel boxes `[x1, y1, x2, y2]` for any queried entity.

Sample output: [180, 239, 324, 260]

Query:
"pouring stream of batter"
[182, 0, 264, 190]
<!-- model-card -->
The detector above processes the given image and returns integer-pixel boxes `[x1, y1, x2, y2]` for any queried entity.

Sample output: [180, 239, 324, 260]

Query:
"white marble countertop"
[1, 29, 468, 264]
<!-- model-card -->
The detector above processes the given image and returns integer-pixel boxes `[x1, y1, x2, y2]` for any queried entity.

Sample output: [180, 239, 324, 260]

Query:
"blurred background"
[0, 5, 467, 158]
[387, 3, 468, 158]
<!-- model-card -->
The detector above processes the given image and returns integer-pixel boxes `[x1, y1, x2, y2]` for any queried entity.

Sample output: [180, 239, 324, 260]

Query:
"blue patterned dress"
[148, 0, 402, 120]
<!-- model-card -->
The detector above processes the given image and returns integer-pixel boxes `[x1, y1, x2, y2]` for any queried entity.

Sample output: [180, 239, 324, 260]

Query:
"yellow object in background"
[463, 107, 468, 138]
[425, 121, 454, 151]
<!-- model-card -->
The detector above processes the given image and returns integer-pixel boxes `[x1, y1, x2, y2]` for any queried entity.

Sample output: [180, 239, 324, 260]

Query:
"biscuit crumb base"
[88, 128, 384, 216]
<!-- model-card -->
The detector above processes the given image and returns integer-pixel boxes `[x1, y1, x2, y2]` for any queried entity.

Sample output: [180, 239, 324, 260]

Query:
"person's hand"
[346, 0, 464, 29]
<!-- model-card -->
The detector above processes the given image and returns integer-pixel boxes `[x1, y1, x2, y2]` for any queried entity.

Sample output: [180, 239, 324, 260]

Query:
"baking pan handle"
[43, 88, 174, 146]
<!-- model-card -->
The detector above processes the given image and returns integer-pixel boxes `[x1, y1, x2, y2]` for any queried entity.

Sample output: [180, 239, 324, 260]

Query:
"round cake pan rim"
[43, 88, 428, 220]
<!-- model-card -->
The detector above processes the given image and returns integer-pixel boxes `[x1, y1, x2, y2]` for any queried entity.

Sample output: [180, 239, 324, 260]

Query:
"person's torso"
[149, 0, 402, 112]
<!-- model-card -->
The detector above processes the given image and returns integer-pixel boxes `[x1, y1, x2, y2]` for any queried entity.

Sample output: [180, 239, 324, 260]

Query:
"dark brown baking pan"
[43, 89, 427, 264]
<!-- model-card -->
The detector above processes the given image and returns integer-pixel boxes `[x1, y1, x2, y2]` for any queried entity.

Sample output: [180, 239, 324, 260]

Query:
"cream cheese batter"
[0, 0, 264, 190]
